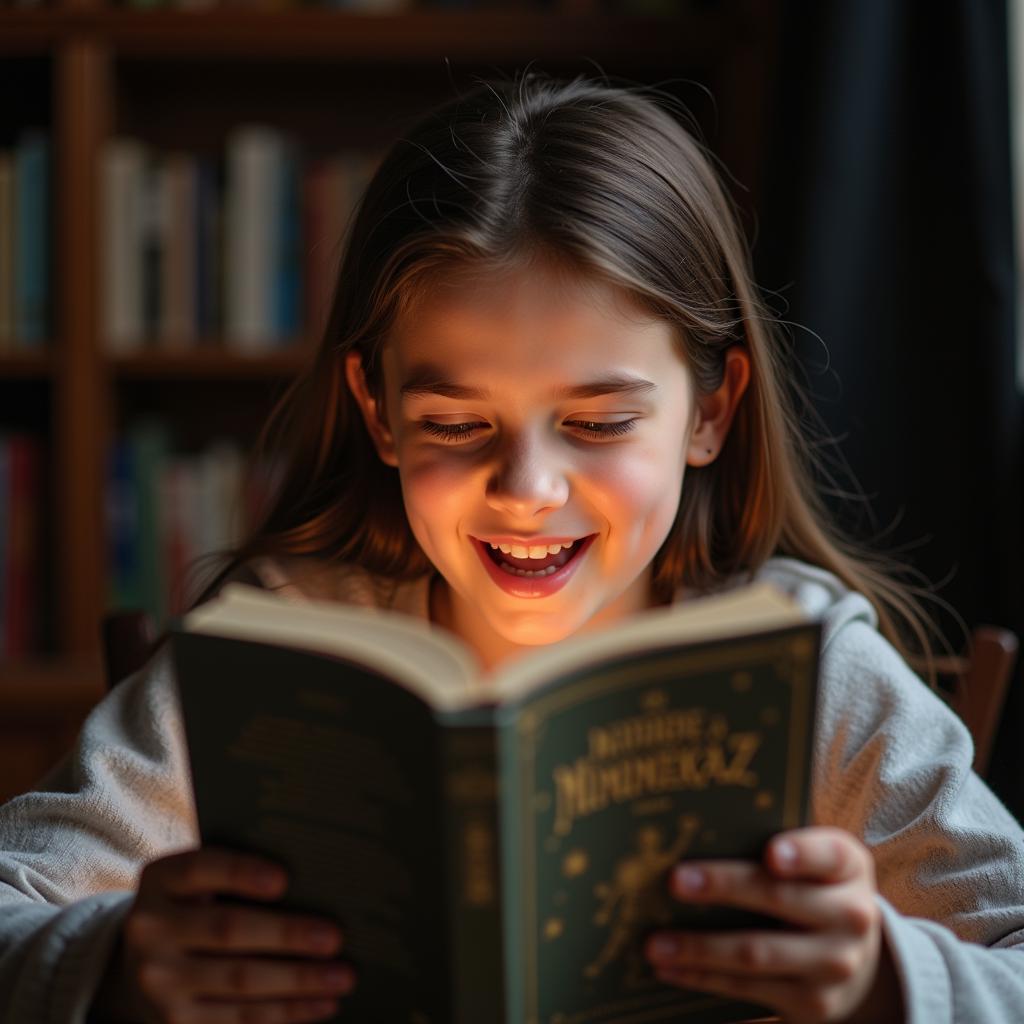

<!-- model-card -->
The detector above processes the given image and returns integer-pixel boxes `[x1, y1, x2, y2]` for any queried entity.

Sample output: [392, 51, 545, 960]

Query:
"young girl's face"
[347, 259, 740, 667]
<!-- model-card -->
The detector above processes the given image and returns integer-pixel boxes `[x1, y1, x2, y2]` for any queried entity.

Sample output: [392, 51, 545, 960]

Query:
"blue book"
[106, 438, 143, 610]
[128, 420, 172, 628]
[14, 132, 49, 348]
[275, 145, 301, 344]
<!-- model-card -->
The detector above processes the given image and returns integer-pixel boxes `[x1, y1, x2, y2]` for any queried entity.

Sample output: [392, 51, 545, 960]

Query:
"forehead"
[384, 263, 684, 387]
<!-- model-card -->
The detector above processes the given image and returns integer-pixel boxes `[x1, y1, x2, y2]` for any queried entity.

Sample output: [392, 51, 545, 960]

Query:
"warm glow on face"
[375, 262, 696, 668]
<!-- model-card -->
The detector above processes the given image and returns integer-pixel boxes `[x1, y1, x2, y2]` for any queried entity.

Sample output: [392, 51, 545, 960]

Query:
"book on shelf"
[105, 425, 281, 626]
[100, 131, 377, 355]
[0, 434, 42, 658]
[0, 132, 50, 352]
[170, 578, 821, 1023]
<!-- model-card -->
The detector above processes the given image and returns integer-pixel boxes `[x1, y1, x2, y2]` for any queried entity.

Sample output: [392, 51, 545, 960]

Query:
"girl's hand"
[97, 846, 356, 1024]
[645, 827, 902, 1024]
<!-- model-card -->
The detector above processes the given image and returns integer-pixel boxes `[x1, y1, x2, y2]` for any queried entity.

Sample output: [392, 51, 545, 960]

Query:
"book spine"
[14, 132, 49, 348]
[440, 718, 507, 1023]
[101, 139, 146, 353]
[0, 153, 13, 350]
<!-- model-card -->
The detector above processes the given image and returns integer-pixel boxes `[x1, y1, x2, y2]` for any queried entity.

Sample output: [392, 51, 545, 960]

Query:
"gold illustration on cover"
[583, 814, 700, 984]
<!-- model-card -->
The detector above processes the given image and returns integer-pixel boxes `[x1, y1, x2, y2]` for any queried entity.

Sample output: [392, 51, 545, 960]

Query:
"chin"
[490, 612, 587, 648]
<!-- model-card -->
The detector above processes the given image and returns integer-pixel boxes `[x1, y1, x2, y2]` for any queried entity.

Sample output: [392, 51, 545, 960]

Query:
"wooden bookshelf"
[0, 0, 782, 805]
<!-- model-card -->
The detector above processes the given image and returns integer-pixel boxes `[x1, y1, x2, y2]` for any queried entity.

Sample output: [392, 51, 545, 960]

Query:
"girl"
[1, 72, 1022, 1024]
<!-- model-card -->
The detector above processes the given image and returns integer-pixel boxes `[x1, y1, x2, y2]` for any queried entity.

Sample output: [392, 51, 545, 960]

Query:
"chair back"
[940, 626, 1019, 777]
[101, 610, 158, 690]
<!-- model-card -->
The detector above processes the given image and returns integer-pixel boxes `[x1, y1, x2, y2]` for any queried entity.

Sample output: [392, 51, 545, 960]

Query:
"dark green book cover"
[170, 584, 819, 1024]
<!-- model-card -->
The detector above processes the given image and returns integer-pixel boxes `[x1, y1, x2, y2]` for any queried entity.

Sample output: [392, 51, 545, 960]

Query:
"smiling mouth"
[481, 536, 591, 576]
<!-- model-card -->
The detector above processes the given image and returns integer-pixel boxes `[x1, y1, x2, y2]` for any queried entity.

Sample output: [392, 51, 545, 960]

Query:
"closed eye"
[418, 419, 639, 443]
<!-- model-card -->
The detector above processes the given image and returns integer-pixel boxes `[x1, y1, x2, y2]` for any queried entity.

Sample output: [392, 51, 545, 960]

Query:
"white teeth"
[488, 541, 574, 558]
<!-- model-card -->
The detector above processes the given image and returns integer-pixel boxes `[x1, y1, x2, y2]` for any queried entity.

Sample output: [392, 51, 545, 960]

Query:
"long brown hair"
[185, 71, 957, 681]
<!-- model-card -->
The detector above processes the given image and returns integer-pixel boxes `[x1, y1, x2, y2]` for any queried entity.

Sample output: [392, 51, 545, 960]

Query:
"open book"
[170, 580, 821, 1024]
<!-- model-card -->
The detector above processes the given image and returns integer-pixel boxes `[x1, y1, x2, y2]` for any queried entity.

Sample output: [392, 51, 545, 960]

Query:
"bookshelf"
[0, 0, 781, 803]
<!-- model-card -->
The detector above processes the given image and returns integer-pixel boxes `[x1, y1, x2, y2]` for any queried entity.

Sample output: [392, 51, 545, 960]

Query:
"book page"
[183, 582, 484, 709]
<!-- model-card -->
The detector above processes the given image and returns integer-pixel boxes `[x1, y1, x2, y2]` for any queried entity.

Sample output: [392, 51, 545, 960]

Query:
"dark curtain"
[753, 0, 1024, 818]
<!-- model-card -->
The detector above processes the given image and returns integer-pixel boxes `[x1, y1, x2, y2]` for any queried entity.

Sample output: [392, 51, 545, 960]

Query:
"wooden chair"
[100, 611, 1018, 777]
[101, 609, 158, 691]
[934, 626, 1018, 777]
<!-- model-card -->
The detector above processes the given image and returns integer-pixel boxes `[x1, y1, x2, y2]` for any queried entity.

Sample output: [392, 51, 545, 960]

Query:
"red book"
[5, 435, 40, 657]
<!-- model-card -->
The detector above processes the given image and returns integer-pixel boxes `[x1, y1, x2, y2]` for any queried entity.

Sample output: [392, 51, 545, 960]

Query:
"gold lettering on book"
[462, 820, 496, 907]
[552, 713, 762, 837]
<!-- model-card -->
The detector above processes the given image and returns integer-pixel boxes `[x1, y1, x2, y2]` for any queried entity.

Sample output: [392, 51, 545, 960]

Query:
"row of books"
[102, 132, 378, 352]
[0, 133, 50, 352]
[106, 422, 284, 627]
[0, 434, 42, 659]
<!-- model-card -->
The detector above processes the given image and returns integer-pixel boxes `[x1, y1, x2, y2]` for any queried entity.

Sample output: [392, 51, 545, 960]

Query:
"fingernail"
[673, 866, 706, 894]
[646, 935, 678, 960]
[774, 839, 797, 869]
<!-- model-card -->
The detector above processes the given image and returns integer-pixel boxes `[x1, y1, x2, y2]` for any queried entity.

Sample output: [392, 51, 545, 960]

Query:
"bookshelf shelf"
[0, 0, 782, 802]
[106, 346, 316, 379]
[0, 6, 756, 65]
[0, 12, 60, 54]
[91, 9, 730, 64]
[0, 351, 56, 378]
[0, 658, 103, 714]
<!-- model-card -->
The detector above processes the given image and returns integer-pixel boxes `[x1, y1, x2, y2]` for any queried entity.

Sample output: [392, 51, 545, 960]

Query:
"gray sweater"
[1, 556, 1022, 1023]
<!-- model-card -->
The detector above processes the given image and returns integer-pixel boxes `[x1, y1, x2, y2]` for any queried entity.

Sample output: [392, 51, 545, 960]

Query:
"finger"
[145, 848, 289, 901]
[130, 904, 343, 957]
[143, 955, 356, 1000]
[653, 965, 801, 1020]
[646, 929, 865, 983]
[766, 828, 873, 884]
[151, 994, 340, 1024]
[669, 861, 877, 933]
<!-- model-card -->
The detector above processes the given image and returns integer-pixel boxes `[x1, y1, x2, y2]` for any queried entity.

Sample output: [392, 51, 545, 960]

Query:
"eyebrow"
[399, 365, 659, 401]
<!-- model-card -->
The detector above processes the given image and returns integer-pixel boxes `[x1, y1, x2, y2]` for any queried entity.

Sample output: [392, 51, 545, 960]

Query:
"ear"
[344, 350, 399, 468]
[686, 346, 751, 467]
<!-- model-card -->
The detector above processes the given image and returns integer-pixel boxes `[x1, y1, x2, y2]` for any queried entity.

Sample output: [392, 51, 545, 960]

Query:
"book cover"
[171, 583, 819, 1024]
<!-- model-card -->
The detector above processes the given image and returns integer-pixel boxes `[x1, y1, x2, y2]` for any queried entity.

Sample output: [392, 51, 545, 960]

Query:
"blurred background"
[0, 0, 1021, 819]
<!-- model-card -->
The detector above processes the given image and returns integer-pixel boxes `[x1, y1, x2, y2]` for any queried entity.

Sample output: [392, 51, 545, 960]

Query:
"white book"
[0, 154, 13, 349]
[101, 139, 146, 353]
[158, 153, 198, 349]
[225, 126, 285, 352]
[196, 439, 245, 559]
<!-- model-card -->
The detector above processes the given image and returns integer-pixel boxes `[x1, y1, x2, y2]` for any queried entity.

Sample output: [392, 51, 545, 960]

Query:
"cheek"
[585, 446, 684, 538]
[398, 455, 474, 530]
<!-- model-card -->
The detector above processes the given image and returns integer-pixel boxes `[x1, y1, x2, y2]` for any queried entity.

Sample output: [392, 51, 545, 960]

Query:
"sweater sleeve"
[812, 617, 1024, 1024]
[0, 642, 199, 1023]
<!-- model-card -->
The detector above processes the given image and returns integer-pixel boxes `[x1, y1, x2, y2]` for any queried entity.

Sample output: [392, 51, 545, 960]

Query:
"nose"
[484, 429, 570, 518]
